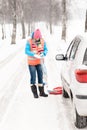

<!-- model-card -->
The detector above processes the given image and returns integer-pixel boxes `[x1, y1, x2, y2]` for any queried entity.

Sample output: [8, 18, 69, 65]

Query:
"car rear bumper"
[75, 95, 87, 116]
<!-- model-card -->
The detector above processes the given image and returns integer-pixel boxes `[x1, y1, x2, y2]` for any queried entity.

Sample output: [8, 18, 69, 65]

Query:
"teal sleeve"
[25, 41, 35, 57]
[43, 42, 48, 56]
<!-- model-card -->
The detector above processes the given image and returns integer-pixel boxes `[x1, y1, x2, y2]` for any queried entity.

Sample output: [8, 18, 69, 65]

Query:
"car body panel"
[56, 35, 87, 116]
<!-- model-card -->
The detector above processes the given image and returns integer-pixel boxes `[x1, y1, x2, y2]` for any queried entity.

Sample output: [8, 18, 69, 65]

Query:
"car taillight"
[75, 69, 87, 83]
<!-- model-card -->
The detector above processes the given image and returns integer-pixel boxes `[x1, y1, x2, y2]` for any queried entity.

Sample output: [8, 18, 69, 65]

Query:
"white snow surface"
[0, 34, 75, 130]
[0, 2, 87, 128]
[0, 30, 87, 130]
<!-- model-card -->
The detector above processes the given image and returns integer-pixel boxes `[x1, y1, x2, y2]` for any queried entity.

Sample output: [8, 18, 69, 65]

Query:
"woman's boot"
[31, 85, 38, 98]
[38, 86, 48, 97]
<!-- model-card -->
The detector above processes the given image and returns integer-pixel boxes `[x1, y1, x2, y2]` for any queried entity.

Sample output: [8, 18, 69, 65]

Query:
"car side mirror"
[55, 54, 65, 60]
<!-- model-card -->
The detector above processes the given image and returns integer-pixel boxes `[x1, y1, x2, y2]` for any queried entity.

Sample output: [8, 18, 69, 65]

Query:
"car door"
[61, 37, 81, 90]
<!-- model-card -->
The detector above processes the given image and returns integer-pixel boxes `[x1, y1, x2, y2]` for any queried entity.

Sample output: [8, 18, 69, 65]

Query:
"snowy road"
[0, 56, 86, 130]
[0, 39, 87, 130]
[0, 42, 26, 122]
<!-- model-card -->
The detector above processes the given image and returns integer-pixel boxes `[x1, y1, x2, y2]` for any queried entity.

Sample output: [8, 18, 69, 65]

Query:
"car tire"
[75, 109, 87, 128]
[62, 88, 69, 98]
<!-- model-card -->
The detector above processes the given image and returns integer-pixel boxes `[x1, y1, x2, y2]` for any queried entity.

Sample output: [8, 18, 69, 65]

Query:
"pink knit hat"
[34, 29, 42, 39]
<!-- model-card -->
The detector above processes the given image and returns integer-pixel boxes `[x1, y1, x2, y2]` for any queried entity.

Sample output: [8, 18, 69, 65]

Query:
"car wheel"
[75, 109, 87, 128]
[62, 88, 69, 98]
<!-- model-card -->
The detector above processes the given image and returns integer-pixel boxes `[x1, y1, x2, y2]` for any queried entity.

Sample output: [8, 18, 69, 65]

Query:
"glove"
[40, 53, 44, 57]
[34, 54, 41, 59]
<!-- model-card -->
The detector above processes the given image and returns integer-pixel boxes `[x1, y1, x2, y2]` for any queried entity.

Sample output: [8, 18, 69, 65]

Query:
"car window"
[83, 48, 87, 65]
[69, 38, 81, 60]
[65, 40, 75, 59]
[65, 37, 81, 60]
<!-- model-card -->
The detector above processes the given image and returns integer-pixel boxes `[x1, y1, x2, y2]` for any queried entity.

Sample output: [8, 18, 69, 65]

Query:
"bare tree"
[8, 0, 17, 44]
[61, 0, 67, 41]
[1, 23, 6, 39]
[0, 0, 7, 39]
[17, 0, 25, 39]
[49, 0, 53, 34]
[0, 0, 67, 40]
[24, 0, 35, 35]
[85, 9, 87, 32]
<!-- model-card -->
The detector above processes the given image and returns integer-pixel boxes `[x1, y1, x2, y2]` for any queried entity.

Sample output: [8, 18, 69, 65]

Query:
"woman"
[25, 29, 48, 98]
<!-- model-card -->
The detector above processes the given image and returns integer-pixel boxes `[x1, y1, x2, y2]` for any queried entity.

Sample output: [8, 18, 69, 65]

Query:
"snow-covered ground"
[0, 1, 87, 128]
[0, 28, 87, 130]
[0, 35, 74, 130]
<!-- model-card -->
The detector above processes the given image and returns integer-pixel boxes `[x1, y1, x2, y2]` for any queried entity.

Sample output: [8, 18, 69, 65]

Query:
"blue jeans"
[28, 64, 43, 85]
